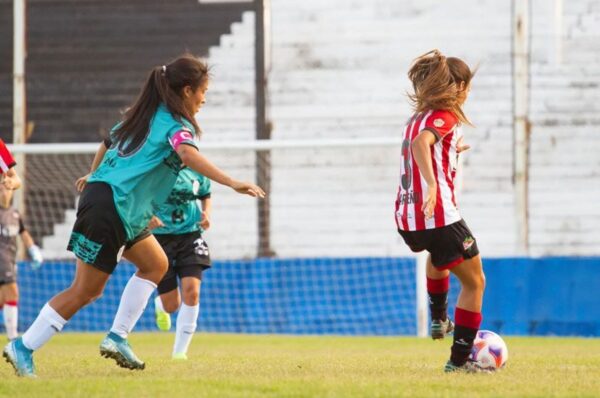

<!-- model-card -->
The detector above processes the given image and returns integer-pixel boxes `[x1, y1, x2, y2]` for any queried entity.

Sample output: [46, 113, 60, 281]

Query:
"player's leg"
[1, 283, 19, 340]
[172, 275, 201, 359]
[154, 276, 181, 332]
[426, 256, 453, 339]
[159, 290, 181, 313]
[0, 259, 20, 340]
[100, 234, 167, 370]
[425, 220, 487, 373]
[171, 233, 209, 359]
[153, 234, 179, 331]
[4, 260, 109, 377]
[445, 254, 486, 372]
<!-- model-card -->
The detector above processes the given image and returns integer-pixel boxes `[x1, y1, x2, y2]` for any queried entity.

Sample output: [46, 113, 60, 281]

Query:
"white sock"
[110, 274, 156, 339]
[21, 303, 67, 351]
[3, 302, 18, 340]
[154, 296, 167, 313]
[173, 303, 199, 356]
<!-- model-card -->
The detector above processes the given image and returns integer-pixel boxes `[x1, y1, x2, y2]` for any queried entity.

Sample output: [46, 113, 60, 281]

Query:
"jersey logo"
[171, 208, 185, 224]
[433, 118, 445, 128]
[463, 236, 475, 251]
[193, 237, 210, 257]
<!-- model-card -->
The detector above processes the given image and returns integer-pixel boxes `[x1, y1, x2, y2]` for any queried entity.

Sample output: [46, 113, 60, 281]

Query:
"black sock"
[450, 325, 478, 366]
[429, 292, 448, 321]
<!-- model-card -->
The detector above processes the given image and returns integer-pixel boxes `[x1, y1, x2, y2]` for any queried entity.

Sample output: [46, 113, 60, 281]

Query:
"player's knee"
[140, 257, 168, 284]
[152, 256, 169, 281]
[182, 287, 200, 306]
[5, 289, 18, 302]
[480, 272, 486, 291]
[468, 272, 485, 294]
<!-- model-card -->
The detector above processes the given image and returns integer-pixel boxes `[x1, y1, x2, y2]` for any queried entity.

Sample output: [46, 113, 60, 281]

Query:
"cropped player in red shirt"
[0, 139, 21, 191]
[395, 50, 486, 373]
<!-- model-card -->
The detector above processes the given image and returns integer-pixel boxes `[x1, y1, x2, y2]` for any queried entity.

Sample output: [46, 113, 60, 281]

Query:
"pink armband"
[169, 130, 195, 151]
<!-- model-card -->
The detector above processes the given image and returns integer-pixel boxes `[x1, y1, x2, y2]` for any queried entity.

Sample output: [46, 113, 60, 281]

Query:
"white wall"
[43, 0, 600, 259]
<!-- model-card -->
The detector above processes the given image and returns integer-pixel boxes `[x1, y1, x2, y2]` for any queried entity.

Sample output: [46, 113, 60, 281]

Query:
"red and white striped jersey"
[395, 109, 462, 231]
[0, 139, 16, 174]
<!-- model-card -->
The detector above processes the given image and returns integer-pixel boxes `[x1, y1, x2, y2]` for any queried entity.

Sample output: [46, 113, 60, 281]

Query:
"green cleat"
[431, 318, 454, 340]
[154, 297, 171, 331]
[3, 337, 36, 378]
[444, 359, 491, 374]
[99, 332, 145, 370]
[172, 352, 188, 360]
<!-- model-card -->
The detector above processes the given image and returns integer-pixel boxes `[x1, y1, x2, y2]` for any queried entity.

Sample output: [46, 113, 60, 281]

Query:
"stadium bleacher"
[0, 0, 598, 258]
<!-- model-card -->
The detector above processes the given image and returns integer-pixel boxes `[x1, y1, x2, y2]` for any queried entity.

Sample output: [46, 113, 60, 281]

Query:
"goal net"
[4, 140, 434, 336]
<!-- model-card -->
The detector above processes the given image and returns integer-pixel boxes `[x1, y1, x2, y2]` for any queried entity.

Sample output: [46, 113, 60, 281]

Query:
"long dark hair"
[113, 54, 209, 152]
[407, 49, 475, 125]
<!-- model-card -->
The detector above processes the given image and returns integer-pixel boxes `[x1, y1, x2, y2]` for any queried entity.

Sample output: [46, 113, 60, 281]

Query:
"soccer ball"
[469, 330, 508, 370]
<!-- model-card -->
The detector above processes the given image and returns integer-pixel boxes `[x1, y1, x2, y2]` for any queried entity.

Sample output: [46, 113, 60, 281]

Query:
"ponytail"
[407, 49, 474, 125]
[113, 54, 209, 152]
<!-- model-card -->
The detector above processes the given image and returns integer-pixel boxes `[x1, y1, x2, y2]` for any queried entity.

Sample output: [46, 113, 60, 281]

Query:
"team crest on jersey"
[433, 118, 445, 128]
[463, 236, 475, 251]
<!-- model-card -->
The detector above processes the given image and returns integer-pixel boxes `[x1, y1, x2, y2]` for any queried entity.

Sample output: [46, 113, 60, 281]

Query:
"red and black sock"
[451, 307, 482, 366]
[427, 276, 449, 321]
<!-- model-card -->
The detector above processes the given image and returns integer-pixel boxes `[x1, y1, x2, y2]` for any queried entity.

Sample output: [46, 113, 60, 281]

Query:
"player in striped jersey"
[395, 50, 487, 373]
[0, 139, 21, 191]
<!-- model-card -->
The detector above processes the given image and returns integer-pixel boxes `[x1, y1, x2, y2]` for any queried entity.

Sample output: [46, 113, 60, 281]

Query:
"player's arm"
[199, 196, 212, 230]
[2, 167, 22, 191]
[19, 220, 43, 269]
[411, 130, 437, 219]
[0, 139, 21, 190]
[176, 144, 265, 198]
[75, 140, 109, 192]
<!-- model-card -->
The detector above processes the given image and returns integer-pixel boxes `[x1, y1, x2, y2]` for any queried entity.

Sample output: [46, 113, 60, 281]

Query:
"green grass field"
[1, 333, 599, 398]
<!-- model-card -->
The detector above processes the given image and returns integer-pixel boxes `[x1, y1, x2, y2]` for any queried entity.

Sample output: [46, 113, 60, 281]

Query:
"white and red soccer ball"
[470, 330, 509, 370]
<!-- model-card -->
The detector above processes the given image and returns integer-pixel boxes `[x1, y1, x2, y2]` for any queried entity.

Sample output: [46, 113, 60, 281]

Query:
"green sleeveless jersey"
[88, 104, 198, 240]
[153, 168, 211, 235]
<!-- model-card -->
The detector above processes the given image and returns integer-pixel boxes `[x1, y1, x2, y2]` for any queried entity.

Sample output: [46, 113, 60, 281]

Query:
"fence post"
[255, 0, 275, 257]
[512, 0, 531, 254]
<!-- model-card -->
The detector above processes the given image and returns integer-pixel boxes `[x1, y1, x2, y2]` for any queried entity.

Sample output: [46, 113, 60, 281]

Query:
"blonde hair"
[407, 49, 475, 125]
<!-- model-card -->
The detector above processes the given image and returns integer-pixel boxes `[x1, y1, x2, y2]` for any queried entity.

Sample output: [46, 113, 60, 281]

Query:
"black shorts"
[0, 263, 16, 285]
[155, 230, 211, 294]
[398, 219, 479, 270]
[67, 182, 147, 274]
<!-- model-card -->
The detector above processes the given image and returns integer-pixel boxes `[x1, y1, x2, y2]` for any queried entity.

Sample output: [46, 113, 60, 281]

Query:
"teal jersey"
[88, 104, 198, 241]
[153, 169, 211, 235]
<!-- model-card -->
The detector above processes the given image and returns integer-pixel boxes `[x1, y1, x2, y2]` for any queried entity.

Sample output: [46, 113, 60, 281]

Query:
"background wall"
[5, 256, 599, 336]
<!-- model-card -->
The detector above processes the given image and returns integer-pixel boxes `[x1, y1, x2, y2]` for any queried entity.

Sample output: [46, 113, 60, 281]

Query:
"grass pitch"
[0, 333, 598, 397]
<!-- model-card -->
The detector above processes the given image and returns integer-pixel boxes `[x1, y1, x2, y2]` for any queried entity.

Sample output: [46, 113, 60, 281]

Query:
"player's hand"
[2, 175, 19, 190]
[75, 173, 91, 192]
[231, 180, 266, 198]
[28, 245, 43, 270]
[422, 184, 437, 219]
[456, 136, 471, 154]
[199, 212, 211, 230]
[147, 216, 164, 230]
